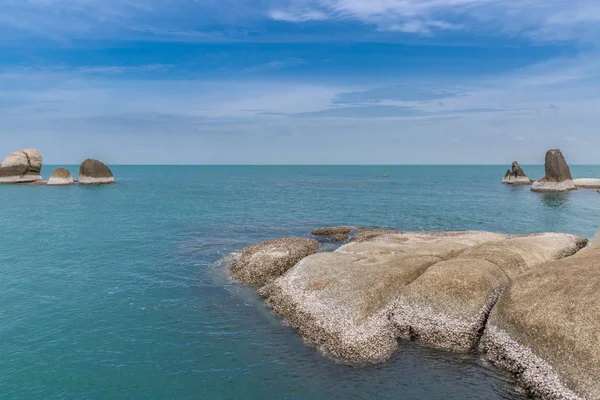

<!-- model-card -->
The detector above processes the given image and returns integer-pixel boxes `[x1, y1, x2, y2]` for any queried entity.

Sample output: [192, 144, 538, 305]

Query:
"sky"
[1, 0, 600, 164]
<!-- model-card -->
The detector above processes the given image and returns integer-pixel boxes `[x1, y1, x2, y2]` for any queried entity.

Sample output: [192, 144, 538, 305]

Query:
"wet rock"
[481, 237, 600, 400]
[230, 238, 319, 285]
[0, 149, 43, 183]
[48, 168, 74, 186]
[501, 161, 532, 185]
[79, 159, 115, 185]
[311, 226, 355, 242]
[532, 149, 576, 192]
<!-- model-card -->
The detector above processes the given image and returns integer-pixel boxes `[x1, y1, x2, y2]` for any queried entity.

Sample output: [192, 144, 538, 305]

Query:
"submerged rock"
[0, 149, 43, 183]
[311, 226, 355, 242]
[391, 233, 587, 351]
[79, 159, 115, 185]
[532, 149, 576, 192]
[230, 238, 319, 285]
[481, 238, 600, 400]
[501, 161, 531, 185]
[48, 168, 74, 186]
[573, 178, 600, 189]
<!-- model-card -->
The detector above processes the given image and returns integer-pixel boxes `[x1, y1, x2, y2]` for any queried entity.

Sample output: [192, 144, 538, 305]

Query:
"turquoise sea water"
[3, 165, 600, 400]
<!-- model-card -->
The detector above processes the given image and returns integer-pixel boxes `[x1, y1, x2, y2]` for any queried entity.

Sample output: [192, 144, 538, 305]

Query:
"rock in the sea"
[311, 226, 355, 242]
[378, 174, 389, 178]
[501, 161, 531, 185]
[532, 149, 576, 192]
[391, 233, 587, 351]
[481, 238, 600, 400]
[350, 229, 402, 243]
[0, 149, 43, 183]
[47, 168, 74, 186]
[573, 178, 600, 189]
[259, 231, 509, 364]
[230, 238, 319, 285]
[79, 159, 115, 185]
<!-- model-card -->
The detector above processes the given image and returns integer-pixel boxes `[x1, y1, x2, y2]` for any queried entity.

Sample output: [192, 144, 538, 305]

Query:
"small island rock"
[501, 161, 531, 185]
[230, 238, 319, 285]
[0, 149, 43, 183]
[48, 168, 74, 186]
[531, 149, 576, 192]
[78, 159, 115, 185]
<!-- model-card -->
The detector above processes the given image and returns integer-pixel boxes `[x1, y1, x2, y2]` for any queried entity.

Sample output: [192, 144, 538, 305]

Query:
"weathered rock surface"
[481, 240, 600, 400]
[48, 168, 74, 186]
[573, 178, 600, 189]
[230, 238, 319, 285]
[350, 229, 401, 243]
[532, 149, 576, 192]
[502, 161, 532, 185]
[311, 226, 355, 242]
[391, 233, 587, 351]
[0, 149, 43, 183]
[79, 159, 115, 185]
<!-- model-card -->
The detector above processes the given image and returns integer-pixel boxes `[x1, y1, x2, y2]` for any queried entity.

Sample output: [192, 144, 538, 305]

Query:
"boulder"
[0, 149, 43, 183]
[391, 233, 587, 351]
[350, 229, 402, 243]
[532, 149, 576, 192]
[481, 242, 600, 400]
[230, 238, 319, 285]
[79, 159, 115, 185]
[573, 178, 600, 189]
[378, 174, 389, 178]
[47, 168, 74, 186]
[311, 226, 355, 242]
[502, 161, 531, 185]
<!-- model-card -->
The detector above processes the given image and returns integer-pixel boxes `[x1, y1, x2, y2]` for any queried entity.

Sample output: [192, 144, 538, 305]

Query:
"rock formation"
[48, 168, 74, 186]
[501, 161, 531, 185]
[78, 159, 115, 185]
[573, 178, 600, 189]
[532, 149, 576, 192]
[230, 238, 319, 285]
[0, 149, 43, 183]
[311, 226, 355, 242]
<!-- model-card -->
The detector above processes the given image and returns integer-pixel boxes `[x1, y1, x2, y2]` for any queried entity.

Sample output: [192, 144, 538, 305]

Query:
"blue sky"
[1, 0, 600, 164]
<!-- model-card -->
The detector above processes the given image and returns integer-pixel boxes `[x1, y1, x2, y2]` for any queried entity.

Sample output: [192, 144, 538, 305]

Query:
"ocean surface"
[3, 165, 600, 400]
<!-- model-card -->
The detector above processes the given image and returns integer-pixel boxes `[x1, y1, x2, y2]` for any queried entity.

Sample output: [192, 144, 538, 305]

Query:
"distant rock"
[311, 226, 355, 242]
[0, 149, 43, 183]
[501, 161, 531, 185]
[573, 178, 600, 189]
[230, 238, 319, 285]
[78, 159, 115, 185]
[531, 149, 576, 192]
[48, 168, 74, 186]
[377, 174, 389, 178]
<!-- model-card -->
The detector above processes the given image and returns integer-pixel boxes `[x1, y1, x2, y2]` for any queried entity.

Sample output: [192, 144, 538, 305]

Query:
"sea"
[2, 165, 600, 400]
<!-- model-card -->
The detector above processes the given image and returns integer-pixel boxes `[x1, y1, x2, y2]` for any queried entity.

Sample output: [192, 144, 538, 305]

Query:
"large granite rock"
[48, 168, 74, 186]
[502, 161, 532, 185]
[311, 226, 355, 242]
[391, 233, 587, 351]
[258, 231, 509, 364]
[532, 149, 576, 192]
[573, 178, 600, 189]
[79, 159, 115, 185]
[0, 149, 43, 183]
[481, 241, 600, 400]
[230, 238, 319, 285]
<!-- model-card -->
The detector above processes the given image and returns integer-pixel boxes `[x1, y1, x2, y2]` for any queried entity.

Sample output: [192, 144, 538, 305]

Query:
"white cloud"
[268, 9, 328, 22]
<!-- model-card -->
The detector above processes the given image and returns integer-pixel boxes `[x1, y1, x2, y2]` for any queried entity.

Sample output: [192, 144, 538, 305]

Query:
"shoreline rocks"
[573, 178, 600, 189]
[48, 168, 74, 186]
[79, 159, 115, 185]
[502, 161, 532, 185]
[532, 149, 576, 192]
[0, 149, 43, 183]
[311, 226, 355, 242]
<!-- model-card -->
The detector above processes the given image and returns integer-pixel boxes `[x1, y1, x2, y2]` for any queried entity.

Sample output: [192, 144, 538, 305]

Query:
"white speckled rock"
[48, 168, 75, 186]
[0, 149, 43, 183]
[573, 178, 600, 189]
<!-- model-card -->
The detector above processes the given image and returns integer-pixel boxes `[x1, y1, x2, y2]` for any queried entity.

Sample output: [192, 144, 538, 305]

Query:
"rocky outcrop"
[502, 161, 532, 185]
[573, 178, 600, 189]
[311, 226, 355, 242]
[481, 241, 600, 400]
[532, 149, 576, 192]
[350, 229, 402, 243]
[230, 238, 319, 285]
[0, 149, 43, 183]
[48, 168, 74, 186]
[391, 233, 586, 351]
[79, 159, 115, 185]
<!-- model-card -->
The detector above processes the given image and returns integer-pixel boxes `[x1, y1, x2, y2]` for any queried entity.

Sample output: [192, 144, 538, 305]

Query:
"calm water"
[2, 165, 600, 400]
